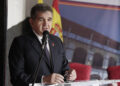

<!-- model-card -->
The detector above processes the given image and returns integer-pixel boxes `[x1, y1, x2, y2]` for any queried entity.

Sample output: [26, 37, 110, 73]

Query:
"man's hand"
[43, 73, 64, 84]
[65, 69, 77, 81]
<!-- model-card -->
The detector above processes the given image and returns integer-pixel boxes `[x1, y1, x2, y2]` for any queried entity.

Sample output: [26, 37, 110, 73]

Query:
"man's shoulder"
[49, 34, 61, 42]
[14, 35, 28, 41]
[12, 34, 32, 45]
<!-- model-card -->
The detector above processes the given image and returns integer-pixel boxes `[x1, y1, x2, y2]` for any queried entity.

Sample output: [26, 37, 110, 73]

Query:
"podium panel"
[29, 80, 120, 86]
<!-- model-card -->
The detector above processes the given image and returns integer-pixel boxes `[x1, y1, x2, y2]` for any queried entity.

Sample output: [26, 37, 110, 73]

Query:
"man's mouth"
[43, 28, 48, 31]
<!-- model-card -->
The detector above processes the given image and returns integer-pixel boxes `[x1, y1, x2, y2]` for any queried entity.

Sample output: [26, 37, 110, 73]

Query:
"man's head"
[29, 3, 53, 36]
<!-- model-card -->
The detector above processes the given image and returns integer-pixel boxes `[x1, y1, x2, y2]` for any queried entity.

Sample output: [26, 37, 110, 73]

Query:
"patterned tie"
[44, 41, 51, 66]
[45, 45, 50, 60]
[45, 43, 53, 71]
[45, 42, 54, 72]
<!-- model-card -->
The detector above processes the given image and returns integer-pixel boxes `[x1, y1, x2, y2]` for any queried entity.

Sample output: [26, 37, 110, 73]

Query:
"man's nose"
[43, 20, 48, 26]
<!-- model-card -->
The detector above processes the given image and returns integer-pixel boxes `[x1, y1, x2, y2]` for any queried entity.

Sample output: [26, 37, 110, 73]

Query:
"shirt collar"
[32, 30, 43, 43]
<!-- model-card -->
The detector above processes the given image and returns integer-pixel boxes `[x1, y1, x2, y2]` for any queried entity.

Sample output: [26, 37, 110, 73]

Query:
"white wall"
[7, 0, 26, 29]
[7, 0, 39, 29]
[7, 0, 53, 29]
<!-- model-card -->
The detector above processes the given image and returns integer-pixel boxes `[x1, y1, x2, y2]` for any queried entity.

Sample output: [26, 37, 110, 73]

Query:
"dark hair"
[30, 3, 53, 19]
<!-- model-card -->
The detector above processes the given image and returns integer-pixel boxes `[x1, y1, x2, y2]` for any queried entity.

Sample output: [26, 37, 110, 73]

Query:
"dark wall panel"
[0, 0, 7, 86]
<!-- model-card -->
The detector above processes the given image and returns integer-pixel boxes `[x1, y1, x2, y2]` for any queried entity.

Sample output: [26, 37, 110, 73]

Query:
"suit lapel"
[28, 32, 51, 70]
[31, 39, 42, 57]
[49, 37, 57, 72]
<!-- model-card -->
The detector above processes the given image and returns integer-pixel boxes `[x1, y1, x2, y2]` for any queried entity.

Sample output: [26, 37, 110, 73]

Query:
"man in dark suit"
[9, 3, 76, 86]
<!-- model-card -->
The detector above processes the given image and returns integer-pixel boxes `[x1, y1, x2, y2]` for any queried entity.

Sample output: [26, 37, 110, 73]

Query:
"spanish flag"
[50, 0, 63, 41]
[38, 0, 43, 3]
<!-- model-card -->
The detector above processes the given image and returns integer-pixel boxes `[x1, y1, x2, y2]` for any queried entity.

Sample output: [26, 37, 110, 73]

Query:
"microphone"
[31, 31, 49, 86]
[42, 30, 49, 49]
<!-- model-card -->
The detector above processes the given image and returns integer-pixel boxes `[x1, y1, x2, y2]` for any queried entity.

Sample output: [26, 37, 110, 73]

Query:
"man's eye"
[39, 19, 43, 21]
[48, 18, 52, 21]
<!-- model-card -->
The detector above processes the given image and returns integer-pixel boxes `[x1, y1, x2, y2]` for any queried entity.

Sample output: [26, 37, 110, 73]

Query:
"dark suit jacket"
[9, 31, 69, 86]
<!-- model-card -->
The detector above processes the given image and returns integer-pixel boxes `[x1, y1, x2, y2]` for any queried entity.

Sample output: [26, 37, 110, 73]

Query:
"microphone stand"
[31, 41, 47, 86]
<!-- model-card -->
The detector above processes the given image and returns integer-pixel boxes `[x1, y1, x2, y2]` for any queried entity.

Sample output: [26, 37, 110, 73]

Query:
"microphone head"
[42, 30, 49, 43]
[43, 30, 49, 36]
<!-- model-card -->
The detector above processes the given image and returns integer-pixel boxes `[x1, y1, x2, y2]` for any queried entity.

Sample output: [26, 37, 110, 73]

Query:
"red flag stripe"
[52, 0, 60, 13]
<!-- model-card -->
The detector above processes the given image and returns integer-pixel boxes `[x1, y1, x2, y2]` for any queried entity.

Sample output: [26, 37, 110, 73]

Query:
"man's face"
[30, 11, 53, 35]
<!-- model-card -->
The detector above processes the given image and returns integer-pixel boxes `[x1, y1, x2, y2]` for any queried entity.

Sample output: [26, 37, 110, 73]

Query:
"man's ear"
[29, 18, 33, 26]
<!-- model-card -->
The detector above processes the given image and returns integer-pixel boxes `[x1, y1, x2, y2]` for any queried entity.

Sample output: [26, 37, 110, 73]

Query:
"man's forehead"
[36, 11, 52, 15]
[36, 11, 52, 18]
[37, 16, 52, 19]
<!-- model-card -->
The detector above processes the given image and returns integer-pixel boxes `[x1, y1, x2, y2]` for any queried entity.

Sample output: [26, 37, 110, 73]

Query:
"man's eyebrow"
[48, 17, 52, 19]
[37, 17, 44, 20]
[38, 17, 44, 19]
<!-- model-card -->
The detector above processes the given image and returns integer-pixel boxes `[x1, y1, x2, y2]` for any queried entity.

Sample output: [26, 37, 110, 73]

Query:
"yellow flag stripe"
[52, 8, 63, 41]
[52, 8, 62, 29]
[38, 0, 43, 3]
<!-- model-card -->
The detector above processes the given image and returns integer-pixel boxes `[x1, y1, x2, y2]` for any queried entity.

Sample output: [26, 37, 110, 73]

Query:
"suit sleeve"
[9, 38, 42, 86]
[61, 50, 70, 75]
